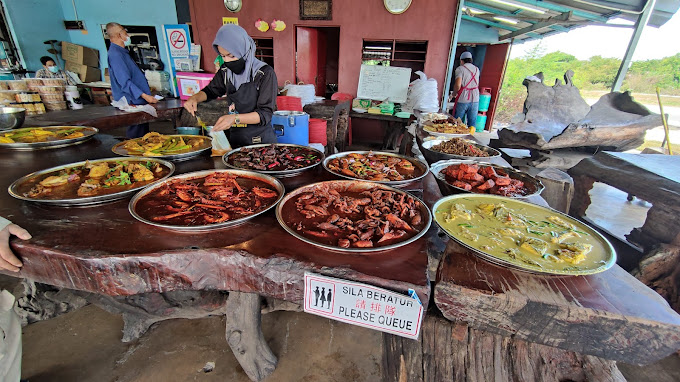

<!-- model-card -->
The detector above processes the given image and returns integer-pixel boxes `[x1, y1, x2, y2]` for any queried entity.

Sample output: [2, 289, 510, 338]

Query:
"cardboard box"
[61, 41, 100, 67]
[65, 60, 101, 83]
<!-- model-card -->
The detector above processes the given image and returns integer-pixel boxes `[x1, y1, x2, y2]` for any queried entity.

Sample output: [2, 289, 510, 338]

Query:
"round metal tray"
[0, 126, 98, 150]
[432, 194, 617, 276]
[129, 169, 285, 232]
[111, 135, 212, 161]
[323, 151, 429, 187]
[222, 143, 324, 178]
[430, 159, 544, 198]
[8, 157, 175, 206]
[420, 138, 500, 164]
[276, 180, 432, 253]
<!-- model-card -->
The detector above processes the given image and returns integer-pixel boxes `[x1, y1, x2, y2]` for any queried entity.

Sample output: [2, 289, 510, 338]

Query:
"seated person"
[35, 56, 76, 85]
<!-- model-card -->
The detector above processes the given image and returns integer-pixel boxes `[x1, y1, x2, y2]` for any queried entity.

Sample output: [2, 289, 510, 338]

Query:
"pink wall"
[188, 0, 458, 99]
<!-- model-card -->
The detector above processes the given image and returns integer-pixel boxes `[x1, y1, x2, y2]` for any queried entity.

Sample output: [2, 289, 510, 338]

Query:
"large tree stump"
[225, 291, 277, 382]
[632, 244, 680, 314]
[535, 167, 574, 213]
[383, 317, 626, 382]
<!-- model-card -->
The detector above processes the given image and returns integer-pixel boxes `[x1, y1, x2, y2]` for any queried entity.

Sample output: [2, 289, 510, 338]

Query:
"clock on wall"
[224, 0, 242, 13]
[384, 0, 412, 14]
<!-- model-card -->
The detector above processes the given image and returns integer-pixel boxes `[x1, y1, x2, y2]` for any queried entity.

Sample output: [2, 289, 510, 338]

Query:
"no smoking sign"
[165, 27, 189, 57]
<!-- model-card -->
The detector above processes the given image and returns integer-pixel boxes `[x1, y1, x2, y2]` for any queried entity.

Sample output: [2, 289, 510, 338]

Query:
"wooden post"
[535, 167, 574, 213]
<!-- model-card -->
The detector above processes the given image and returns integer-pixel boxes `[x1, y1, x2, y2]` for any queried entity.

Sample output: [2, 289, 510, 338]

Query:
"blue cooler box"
[272, 111, 309, 145]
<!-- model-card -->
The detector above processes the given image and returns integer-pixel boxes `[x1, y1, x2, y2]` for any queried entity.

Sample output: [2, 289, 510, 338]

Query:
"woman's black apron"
[226, 69, 277, 148]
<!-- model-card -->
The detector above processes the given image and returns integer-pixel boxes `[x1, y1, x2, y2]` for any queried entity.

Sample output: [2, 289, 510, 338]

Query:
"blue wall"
[459, 20, 499, 44]
[2, 0, 69, 72]
[59, 0, 178, 71]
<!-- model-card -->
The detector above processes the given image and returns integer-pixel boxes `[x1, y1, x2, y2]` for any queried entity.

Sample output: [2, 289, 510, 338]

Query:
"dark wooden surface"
[303, 100, 350, 155]
[24, 99, 183, 131]
[434, 238, 680, 364]
[349, 112, 411, 150]
[0, 134, 433, 309]
[569, 152, 680, 250]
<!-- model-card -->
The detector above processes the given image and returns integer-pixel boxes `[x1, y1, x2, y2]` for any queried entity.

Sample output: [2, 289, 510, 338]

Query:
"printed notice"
[303, 272, 424, 339]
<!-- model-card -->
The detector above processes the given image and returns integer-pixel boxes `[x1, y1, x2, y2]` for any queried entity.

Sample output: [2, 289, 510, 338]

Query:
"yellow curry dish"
[112, 132, 211, 158]
[433, 194, 616, 275]
[0, 127, 94, 144]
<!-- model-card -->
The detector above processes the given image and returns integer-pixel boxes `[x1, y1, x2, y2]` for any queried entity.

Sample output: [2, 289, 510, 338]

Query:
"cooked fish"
[520, 237, 548, 256]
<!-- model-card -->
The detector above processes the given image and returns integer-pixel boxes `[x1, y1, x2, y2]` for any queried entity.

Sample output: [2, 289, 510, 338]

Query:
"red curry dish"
[441, 163, 530, 197]
[281, 183, 428, 249]
[134, 172, 280, 226]
[325, 152, 424, 182]
[226, 144, 321, 172]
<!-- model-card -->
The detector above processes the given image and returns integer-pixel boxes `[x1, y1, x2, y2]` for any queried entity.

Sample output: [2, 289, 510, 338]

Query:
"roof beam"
[499, 11, 572, 40]
[508, 0, 611, 22]
[466, 2, 569, 32]
[462, 14, 542, 38]
[612, 0, 656, 91]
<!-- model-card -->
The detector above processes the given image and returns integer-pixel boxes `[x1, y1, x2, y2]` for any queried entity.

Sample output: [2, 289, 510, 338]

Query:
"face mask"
[123, 36, 132, 47]
[48, 66, 59, 73]
[223, 57, 246, 74]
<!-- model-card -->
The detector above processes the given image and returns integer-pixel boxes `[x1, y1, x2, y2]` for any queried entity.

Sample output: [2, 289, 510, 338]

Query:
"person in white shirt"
[452, 51, 480, 126]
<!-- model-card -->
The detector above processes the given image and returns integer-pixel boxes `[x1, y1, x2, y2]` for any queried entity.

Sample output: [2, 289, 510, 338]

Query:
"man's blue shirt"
[107, 44, 150, 105]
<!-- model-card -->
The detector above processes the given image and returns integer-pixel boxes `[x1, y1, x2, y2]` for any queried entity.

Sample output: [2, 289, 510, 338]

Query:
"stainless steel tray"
[222, 143, 324, 178]
[0, 126, 98, 150]
[323, 151, 429, 187]
[430, 159, 544, 198]
[432, 194, 616, 276]
[420, 138, 500, 164]
[276, 180, 432, 253]
[129, 169, 285, 232]
[111, 135, 212, 161]
[8, 157, 175, 206]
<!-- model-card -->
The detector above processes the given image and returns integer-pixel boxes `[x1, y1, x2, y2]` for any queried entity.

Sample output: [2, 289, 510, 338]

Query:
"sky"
[509, 10, 680, 61]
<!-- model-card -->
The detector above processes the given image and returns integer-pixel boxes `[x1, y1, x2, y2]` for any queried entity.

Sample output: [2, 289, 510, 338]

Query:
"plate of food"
[420, 138, 500, 164]
[0, 126, 98, 150]
[8, 157, 174, 206]
[430, 160, 544, 198]
[433, 194, 616, 275]
[223, 144, 324, 177]
[421, 115, 472, 137]
[276, 180, 431, 252]
[129, 169, 285, 231]
[323, 151, 429, 186]
[111, 132, 212, 161]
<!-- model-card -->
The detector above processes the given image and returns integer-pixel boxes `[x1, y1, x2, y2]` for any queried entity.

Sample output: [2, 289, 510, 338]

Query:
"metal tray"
[276, 180, 432, 253]
[432, 194, 617, 276]
[323, 151, 429, 187]
[430, 159, 544, 198]
[8, 157, 175, 206]
[129, 169, 285, 232]
[111, 134, 212, 161]
[0, 126, 98, 150]
[420, 138, 500, 164]
[222, 143, 324, 178]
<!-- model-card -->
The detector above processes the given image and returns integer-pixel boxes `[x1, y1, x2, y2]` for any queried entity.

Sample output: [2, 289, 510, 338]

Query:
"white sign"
[357, 64, 412, 103]
[166, 28, 189, 57]
[304, 272, 424, 339]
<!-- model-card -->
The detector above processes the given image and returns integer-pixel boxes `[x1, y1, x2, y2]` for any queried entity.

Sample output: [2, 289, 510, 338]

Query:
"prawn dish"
[225, 144, 322, 172]
[113, 132, 211, 157]
[133, 171, 282, 227]
[324, 152, 426, 183]
[10, 159, 172, 202]
[278, 181, 431, 250]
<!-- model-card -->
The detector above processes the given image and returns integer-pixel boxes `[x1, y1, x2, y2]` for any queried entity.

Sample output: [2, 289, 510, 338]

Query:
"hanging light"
[493, 16, 519, 24]
[487, 0, 546, 14]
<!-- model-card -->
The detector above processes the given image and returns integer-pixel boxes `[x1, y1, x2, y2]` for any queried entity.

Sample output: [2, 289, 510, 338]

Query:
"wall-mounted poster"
[300, 0, 332, 20]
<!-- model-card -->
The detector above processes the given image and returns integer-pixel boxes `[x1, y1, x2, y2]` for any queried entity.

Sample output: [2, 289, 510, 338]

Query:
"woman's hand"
[184, 97, 199, 116]
[212, 114, 237, 132]
[0, 224, 31, 272]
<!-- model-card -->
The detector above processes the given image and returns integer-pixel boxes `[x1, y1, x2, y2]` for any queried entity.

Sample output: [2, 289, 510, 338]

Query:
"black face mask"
[223, 57, 246, 74]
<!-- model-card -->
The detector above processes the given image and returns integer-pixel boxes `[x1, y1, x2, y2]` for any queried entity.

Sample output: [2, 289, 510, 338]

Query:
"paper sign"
[166, 27, 190, 57]
[223, 17, 239, 25]
[357, 64, 411, 103]
[304, 272, 423, 339]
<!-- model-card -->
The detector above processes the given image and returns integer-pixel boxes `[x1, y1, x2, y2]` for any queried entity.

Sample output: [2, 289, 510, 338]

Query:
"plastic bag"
[405, 71, 439, 113]
[205, 127, 232, 156]
[110, 96, 158, 117]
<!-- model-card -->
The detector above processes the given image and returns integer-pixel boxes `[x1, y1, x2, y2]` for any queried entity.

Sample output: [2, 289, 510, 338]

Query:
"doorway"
[295, 26, 340, 98]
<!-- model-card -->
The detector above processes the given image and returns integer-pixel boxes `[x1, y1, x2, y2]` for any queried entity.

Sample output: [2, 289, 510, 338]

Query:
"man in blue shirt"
[105, 22, 157, 138]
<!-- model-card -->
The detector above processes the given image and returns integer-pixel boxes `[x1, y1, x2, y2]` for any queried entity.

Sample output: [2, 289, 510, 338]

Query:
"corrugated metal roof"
[461, 0, 680, 43]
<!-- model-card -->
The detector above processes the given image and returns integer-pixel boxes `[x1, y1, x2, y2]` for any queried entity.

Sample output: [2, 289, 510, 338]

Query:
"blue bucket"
[478, 94, 491, 112]
[475, 114, 487, 132]
[272, 111, 309, 145]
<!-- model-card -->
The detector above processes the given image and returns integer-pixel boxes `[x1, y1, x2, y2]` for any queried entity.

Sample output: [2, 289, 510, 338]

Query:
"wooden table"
[432, 153, 680, 365]
[0, 134, 436, 380]
[350, 112, 411, 151]
[303, 100, 351, 155]
[24, 99, 183, 132]
[569, 152, 680, 251]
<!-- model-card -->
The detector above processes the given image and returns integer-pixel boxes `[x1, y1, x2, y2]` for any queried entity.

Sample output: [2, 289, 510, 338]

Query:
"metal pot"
[0, 107, 26, 130]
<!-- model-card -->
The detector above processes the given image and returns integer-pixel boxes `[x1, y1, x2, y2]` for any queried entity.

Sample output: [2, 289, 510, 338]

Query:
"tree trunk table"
[568, 152, 680, 251]
[303, 99, 350, 155]
[350, 112, 412, 151]
[24, 99, 183, 132]
[0, 134, 435, 380]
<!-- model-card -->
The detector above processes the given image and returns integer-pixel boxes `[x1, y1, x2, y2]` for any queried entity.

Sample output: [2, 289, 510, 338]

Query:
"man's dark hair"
[462, 58, 473, 64]
[40, 56, 54, 66]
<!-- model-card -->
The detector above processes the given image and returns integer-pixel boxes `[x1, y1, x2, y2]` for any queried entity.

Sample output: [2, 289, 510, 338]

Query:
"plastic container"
[43, 100, 68, 111]
[42, 78, 66, 87]
[308, 118, 327, 146]
[271, 111, 309, 145]
[475, 112, 487, 132]
[35, 85, 65, 94]
[176, 72, 214, 100]
[7, 80, 28, 91]
[15, 92, 41, 103]
[0, 81, 9, 90]
[176, 126, 201, 135]
[64, 90, 82, 110]
[0, 90, 20, 105]
[478, 87, 492, 112]
[40, 93, 64, 102]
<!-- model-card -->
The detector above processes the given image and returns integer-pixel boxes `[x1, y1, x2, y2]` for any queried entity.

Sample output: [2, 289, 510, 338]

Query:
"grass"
[580, 90, 680, 108]
[636, 140, 680, 155]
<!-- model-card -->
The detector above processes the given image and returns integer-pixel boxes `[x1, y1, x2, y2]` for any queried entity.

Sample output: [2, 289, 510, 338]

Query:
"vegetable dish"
[118, 132, 210, 157]
[0, 127, 87, 144]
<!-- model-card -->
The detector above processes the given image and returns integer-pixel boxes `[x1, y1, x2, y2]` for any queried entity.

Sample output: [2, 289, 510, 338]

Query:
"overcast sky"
[509, 11, 680, 61]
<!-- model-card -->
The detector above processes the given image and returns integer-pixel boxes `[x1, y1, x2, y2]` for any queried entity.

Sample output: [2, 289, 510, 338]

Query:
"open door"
[296, 26, 329, 97]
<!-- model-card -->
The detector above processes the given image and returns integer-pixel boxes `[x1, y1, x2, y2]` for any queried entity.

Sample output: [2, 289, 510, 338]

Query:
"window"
[362, 40, 427, 80]
[252, 37, 274, 68]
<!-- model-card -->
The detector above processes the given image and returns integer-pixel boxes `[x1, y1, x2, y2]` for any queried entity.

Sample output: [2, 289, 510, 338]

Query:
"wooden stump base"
[633, 244, 680, 314]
